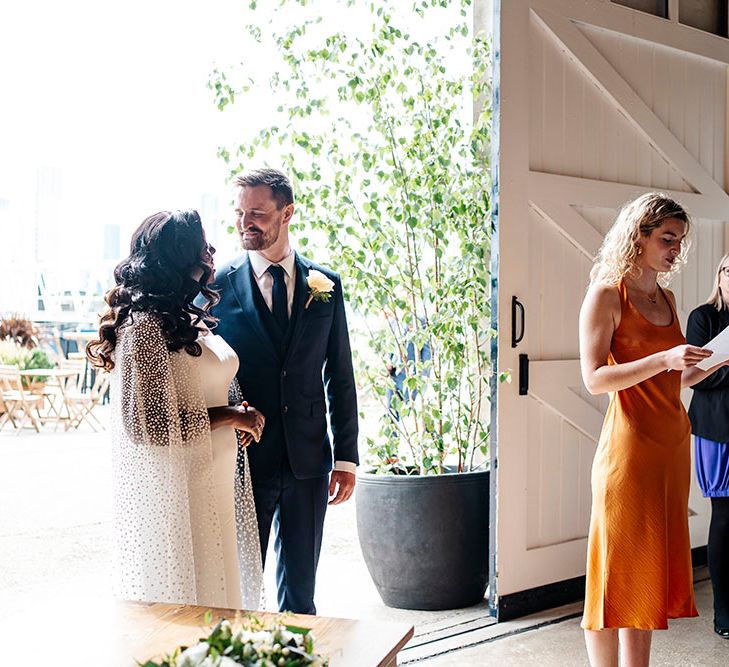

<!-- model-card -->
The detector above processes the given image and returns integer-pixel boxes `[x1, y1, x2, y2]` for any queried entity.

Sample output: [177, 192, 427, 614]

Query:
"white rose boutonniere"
[305, 270, 335, 309]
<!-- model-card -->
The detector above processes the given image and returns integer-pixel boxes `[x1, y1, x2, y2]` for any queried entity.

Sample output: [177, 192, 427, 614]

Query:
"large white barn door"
[494, 0, 729, 611]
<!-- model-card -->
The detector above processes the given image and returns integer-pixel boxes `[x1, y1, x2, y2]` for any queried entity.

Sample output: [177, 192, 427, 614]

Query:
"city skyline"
[0, 164, 242, 318]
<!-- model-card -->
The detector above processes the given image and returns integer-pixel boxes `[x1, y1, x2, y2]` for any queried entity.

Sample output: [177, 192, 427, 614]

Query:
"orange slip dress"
[581, 280, 698, 631]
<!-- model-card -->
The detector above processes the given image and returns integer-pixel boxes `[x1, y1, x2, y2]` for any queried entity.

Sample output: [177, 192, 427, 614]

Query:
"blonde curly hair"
[589, 192, 691, 287]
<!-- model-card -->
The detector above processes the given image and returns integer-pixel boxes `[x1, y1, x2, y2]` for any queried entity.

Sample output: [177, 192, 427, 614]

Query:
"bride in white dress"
[87, 209, 264, 609]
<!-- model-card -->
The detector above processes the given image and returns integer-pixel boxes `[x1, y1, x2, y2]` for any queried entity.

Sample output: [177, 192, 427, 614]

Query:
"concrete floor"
[1, 415, 728, 665]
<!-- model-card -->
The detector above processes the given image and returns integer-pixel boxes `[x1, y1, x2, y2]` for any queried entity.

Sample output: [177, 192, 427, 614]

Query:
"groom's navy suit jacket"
[208, 252, 359, 481]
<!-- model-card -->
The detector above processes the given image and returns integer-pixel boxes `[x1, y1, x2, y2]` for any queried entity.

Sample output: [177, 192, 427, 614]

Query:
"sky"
[0, 0, 254, 269]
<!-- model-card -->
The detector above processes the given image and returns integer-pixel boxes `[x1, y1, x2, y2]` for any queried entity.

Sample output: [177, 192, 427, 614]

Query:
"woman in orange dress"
[579, 193, 727, 666]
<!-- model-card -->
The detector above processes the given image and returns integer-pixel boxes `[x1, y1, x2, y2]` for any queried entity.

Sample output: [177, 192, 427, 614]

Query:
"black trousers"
[709, 496, 729, 628]
[252, 456, 329, 614]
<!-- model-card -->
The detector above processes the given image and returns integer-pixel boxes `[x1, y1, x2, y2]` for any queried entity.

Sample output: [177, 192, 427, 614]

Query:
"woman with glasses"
[579, 193, 727, 667]
[686, 254, 729, 640]
[87, 210, 265, 609]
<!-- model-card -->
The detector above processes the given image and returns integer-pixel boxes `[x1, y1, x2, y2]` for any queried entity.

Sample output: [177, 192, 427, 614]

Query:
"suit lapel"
[227, 254, 281, 361]
[284, 253, 311, 363]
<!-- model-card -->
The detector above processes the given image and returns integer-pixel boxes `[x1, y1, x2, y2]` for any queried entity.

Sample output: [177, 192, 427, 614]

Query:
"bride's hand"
[230, 405, 266, 442]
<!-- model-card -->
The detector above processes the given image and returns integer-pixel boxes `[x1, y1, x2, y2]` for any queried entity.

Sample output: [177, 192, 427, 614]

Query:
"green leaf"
[283, 624, 311, 635]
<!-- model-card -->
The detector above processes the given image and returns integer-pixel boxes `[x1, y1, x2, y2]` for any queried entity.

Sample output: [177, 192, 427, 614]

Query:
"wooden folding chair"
[66, 352, 92, 391]
[0, 365, 45, 434]
[0, 384, 17, 431]
[39, 360, 84, 430]
[67, 370, 110, 432]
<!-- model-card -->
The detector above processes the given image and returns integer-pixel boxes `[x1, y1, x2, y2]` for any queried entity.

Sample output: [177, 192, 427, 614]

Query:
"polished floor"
[422, 577, 728, 666]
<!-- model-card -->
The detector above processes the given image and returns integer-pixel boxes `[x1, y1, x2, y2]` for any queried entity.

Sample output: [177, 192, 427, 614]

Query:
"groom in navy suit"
[208, 168, 358, 614]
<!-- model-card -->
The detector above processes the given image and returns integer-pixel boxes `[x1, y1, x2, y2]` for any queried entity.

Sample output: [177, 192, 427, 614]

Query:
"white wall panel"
[528, 207, 593, 359]
[529, 16, 698, 191]
[582, 22, 727, 185]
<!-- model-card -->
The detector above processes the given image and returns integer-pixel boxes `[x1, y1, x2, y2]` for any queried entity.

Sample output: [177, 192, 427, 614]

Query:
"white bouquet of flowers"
[139, 614, 328, 667]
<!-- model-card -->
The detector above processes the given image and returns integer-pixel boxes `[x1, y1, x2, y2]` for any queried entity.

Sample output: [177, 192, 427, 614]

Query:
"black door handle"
[512, 296, 525, 348]
[519, 353, 529, 396]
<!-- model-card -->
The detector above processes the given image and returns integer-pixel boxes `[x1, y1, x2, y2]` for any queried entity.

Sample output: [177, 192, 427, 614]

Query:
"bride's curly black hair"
[87, 209, 220, 371]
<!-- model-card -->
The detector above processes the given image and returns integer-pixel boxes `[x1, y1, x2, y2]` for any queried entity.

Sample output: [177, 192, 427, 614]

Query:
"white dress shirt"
[247, 250, 356, 475]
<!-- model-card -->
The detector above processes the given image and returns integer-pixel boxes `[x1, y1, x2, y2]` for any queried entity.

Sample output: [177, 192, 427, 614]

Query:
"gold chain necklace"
[630, 284, 658, 304]
[643, 289, 658, 304]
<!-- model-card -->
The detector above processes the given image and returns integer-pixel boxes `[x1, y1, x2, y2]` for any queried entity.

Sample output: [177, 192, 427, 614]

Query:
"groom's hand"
[328, 470, 355, 505]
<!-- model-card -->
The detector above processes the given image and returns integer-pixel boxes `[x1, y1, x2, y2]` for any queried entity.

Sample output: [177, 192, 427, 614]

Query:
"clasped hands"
[232, 402, 266, 446]
[208, 403, 266, 446]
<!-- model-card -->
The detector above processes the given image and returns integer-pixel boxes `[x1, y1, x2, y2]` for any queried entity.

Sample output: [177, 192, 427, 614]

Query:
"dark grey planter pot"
[355, 468, 490, 610]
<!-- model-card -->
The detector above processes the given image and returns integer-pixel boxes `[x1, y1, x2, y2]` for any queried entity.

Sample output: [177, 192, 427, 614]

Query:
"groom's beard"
[241, 220, 282, 251]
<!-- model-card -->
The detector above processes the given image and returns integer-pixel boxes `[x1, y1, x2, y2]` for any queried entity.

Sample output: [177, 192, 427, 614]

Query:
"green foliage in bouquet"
[209, 0, 492, 475]
[139, 614, 327, 667]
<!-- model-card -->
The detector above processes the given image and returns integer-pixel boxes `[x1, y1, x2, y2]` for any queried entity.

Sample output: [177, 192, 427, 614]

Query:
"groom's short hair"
[235, 168, 294, 210]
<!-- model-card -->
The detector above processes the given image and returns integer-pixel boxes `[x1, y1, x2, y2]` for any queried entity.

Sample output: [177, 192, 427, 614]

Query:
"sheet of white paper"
[696, 324, 729, 370]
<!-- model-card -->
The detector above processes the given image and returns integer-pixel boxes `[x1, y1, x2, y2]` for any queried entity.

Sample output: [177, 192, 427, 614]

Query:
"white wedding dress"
[110, 314, 262, 609]
[197, 333, 257, 609]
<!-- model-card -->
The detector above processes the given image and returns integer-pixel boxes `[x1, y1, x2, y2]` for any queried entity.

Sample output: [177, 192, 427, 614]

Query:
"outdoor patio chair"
[57, 358, 86, 390]
[0, 365, 45, 434]
[67, 370, 110, 432]
[38, 360, 84, 429]
[66, 352, 93, 391]
[0, 383, 16, 431]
